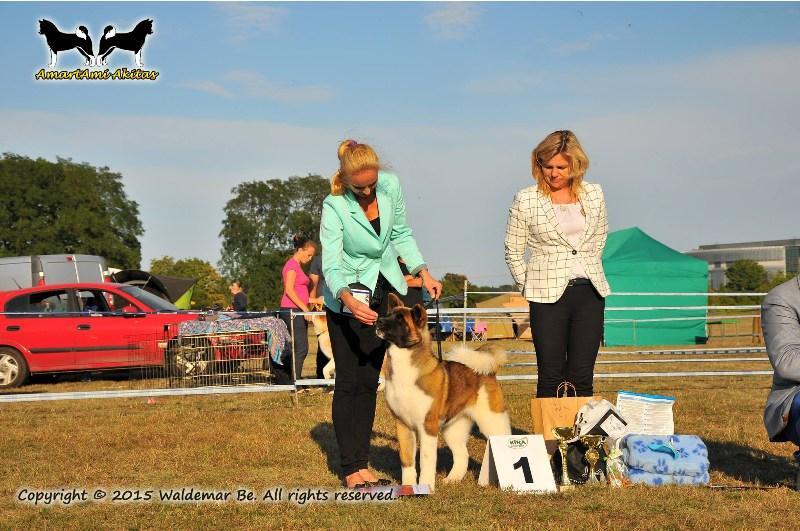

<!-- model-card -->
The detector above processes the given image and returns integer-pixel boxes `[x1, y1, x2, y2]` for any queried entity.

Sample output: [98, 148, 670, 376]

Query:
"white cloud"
[225, 70, 332, 104]
[180, 70, 332, 103]
[551, 32, 618, 55]
[217, 2, 289, 42]
[179, 80, 234, 99]
[424, 3, 479, 40]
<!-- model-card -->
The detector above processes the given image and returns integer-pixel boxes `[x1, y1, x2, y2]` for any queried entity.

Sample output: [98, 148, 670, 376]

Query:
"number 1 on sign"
[513, 456, 534, 483]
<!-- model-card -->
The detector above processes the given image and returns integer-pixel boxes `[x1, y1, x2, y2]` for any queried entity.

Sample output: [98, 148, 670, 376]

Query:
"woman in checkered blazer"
[504, 130, 610, 398]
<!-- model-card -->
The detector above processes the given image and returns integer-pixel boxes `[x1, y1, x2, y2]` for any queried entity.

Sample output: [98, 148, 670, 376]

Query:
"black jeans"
[327, 283, 395, 477]
[275, 308, 309, 385]
[529, 281, 605, 398]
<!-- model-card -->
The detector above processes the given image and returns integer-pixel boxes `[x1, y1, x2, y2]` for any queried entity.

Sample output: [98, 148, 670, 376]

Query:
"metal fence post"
[463, 279, 468, 347]
[290, 309, 298, 405]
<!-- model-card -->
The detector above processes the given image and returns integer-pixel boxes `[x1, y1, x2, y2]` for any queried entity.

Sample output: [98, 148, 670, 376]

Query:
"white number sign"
[478, 434, 557, 494]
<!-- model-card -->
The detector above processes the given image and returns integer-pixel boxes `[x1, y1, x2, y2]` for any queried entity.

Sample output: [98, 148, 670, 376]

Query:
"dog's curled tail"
[447, 346, 506, 375]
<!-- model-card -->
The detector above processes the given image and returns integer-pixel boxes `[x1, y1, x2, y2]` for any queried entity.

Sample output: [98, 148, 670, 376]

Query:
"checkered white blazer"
[504, 181, 611, 303]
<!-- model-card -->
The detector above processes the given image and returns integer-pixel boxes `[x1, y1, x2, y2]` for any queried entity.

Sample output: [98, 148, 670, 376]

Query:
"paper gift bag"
[531, 382, 601, 454]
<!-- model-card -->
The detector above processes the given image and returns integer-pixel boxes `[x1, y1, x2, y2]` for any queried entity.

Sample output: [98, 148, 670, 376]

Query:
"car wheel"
[167, 338, 212, 378]
[0, 348, 30, 388]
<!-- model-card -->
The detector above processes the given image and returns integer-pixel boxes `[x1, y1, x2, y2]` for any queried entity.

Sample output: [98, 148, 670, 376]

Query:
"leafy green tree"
[759, 272, 796, 293]
[440, 273, 518, 307]
[0, 153, 143, 268]
[440, 272, 468, 307]
[724, 260, 767, 292]
[150, 256, 229, 309]
[469, 282, 516, 305]
[219, 174, 329, 309]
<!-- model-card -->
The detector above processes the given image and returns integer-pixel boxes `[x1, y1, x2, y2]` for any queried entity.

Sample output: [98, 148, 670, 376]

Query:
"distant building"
[685, 239, 800, 289]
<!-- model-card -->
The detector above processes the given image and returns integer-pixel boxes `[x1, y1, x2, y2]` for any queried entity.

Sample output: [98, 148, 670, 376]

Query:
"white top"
[553, 202, 588, 279]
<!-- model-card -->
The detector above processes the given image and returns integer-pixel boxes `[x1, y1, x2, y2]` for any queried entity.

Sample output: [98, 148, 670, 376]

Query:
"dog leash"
[434, 298, 443, 362]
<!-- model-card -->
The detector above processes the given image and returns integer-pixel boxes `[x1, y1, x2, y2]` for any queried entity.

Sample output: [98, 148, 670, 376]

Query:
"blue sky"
[1, 2, 799, 284]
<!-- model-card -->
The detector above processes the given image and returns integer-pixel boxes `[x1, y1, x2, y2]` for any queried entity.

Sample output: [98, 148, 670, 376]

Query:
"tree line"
[1, 153, 510, 309]
[7, 153, 788, 310]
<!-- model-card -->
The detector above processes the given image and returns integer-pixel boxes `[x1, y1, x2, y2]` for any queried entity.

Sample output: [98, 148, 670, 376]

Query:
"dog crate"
[127, 316, 290, 389]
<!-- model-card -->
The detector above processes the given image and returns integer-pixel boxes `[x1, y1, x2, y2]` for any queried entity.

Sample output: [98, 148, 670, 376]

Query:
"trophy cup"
[552, 426, 576, 491]
[579, 434, 606, 484]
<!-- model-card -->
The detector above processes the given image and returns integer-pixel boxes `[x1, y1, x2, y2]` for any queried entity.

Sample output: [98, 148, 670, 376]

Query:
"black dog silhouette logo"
[37, 18, 154, 69]
[38, 19, 95, 67]
[98, 19, 154, 67]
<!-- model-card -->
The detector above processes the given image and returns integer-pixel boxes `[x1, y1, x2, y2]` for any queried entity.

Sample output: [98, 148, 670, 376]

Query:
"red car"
[0, 282, 205, 388]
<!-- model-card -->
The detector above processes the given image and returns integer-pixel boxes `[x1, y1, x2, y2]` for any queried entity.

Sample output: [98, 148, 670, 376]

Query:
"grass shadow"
[309, 422, 407, 482]
[706, 439, 798, 487]
[310, 422, 530, 482]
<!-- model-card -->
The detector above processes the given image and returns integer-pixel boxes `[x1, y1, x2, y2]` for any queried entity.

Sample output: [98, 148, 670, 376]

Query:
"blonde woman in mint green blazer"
[320, 139, 441, 489]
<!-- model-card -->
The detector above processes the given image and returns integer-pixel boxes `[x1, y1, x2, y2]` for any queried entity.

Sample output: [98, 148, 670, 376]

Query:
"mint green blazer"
[320, 171, 426, 313]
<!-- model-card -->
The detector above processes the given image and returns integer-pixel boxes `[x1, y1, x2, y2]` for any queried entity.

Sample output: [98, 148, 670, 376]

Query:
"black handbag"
[551, 439, 608, 485]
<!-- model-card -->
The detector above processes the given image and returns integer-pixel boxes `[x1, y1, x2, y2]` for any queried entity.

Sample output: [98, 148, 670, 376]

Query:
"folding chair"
[454, 320, 475, 341]
[472, 321, 488, 341]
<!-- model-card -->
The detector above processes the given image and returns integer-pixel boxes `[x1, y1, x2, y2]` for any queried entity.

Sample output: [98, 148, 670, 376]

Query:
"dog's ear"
[387, 293, 403, 312]
[411, 304, 427, 329]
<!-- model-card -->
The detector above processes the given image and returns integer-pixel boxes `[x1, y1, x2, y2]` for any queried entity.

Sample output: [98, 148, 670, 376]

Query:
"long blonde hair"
[330, 139, 381, 196]
[531, 130, 589, 197]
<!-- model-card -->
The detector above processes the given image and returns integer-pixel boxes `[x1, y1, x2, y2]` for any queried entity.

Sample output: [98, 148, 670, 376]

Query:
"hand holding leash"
[420, 270, 442, 300]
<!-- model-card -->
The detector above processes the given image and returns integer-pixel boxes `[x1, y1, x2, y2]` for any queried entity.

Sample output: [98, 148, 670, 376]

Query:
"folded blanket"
[627, 468, 710, 486]
[620, 434, 709, 477]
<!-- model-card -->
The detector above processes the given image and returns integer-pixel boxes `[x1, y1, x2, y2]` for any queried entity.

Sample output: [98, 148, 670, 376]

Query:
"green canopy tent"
[602, 227, 708, 346]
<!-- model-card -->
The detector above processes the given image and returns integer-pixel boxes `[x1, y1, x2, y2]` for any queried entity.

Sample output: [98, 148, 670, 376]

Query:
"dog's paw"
[442, 473, 464, 484]
[401, 468, 417, 486]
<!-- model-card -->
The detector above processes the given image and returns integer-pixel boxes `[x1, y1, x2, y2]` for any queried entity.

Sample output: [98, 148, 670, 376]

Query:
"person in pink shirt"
[274, 234, 319, 385]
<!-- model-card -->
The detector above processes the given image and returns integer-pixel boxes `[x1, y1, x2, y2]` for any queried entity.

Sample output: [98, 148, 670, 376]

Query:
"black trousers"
[529, 281, 605, 398]
[327, 289, 394, 477]
[274, 308, 309, 385]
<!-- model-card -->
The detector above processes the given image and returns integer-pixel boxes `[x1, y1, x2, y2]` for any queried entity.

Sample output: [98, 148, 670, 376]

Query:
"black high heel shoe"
[364, 478, 392, 487]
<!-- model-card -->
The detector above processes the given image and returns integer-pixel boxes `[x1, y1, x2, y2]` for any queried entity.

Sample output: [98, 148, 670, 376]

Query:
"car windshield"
[119, 286, 179, 312]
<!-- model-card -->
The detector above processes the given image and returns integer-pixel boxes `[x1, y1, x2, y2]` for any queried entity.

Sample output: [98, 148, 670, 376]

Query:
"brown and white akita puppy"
[376, 293, 511, 491]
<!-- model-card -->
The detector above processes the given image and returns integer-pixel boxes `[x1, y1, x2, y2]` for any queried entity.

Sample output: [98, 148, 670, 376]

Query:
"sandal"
[344, 472, 365, 489]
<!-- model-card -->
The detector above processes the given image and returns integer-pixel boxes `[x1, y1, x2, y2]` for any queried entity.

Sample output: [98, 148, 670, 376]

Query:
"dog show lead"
[504, 130, 611, 398]
[320, 139, 442, 489]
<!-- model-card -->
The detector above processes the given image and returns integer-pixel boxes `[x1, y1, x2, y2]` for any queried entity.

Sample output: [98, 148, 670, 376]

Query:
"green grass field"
[3, 337, 799, 530]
